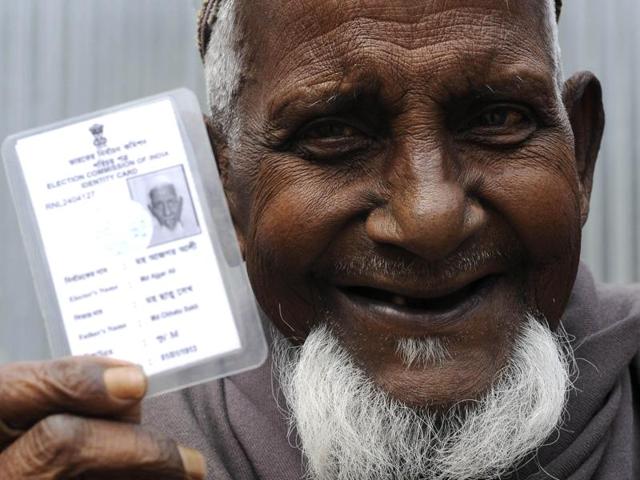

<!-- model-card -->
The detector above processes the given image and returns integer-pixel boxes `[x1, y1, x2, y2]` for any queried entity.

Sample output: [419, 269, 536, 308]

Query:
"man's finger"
[0, 414, 206, 479]
[0, 357, 147, 430]
[0, 418, 24, 451]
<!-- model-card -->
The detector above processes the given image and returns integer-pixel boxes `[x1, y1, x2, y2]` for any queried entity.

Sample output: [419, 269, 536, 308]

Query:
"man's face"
[220, 0, 599, 406]
[149, 184, 182, 230]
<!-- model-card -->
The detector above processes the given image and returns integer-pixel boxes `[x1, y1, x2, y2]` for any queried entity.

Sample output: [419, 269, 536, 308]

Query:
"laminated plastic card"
[2, 89, 267, 396]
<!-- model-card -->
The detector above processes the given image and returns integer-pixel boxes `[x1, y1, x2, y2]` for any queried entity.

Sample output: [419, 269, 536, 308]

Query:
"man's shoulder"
[566, 264, 640, 335]
[596, 281, 640, 313]
[142, 378, 260, 480]
[142, 379, 227, 442]
[591, 279, 640, 337]
[563, 265, 640, 391]
[141, 358, 302, 480]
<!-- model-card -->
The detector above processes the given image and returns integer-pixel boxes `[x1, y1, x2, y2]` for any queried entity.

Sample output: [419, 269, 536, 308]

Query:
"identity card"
[2, 89, 267, 395]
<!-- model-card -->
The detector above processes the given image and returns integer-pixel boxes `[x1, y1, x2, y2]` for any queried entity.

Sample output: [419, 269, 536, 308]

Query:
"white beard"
[272, 314, 575, 480]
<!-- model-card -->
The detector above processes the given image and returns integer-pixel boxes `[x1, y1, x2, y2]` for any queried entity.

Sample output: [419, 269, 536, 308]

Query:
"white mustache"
[332, 247, 509, 287]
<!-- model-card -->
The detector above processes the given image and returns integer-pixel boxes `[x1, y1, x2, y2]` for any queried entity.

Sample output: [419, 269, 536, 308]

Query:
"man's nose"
[365, 144, 486, 262]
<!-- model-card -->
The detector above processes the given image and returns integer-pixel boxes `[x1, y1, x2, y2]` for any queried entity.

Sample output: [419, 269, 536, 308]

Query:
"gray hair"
[202, 0, 243, 142]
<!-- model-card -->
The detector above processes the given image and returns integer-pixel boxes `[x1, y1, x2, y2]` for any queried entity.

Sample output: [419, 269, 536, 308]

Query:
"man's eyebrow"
[265, 68, 559, 127]
[266, 77, 385, 124]
[425, 68, 561, 124]
[453, 69, 558, 103]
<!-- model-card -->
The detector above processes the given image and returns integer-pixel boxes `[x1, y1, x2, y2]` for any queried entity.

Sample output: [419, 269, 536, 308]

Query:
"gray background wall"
[558, 1, 640, 284]
[0, 1, 638, 362]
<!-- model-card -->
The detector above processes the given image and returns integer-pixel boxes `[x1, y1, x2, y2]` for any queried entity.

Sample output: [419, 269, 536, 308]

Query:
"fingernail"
[103, 366, 147, 400]
[179, 446, 206, 480]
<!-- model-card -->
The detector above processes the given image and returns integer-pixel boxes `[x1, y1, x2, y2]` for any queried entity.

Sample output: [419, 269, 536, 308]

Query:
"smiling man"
[157, 0, 636, 478]
[149, 183, 183, 231]
[0, 1, 638, 479]
[146, 0, 638, 478]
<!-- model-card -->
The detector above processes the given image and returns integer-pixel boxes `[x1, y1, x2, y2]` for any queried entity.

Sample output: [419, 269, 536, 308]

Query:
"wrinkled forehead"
[240, 0, 559, 103]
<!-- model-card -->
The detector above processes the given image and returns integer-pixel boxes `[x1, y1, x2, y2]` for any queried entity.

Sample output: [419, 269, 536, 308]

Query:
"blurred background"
[1, 1, 638, 361]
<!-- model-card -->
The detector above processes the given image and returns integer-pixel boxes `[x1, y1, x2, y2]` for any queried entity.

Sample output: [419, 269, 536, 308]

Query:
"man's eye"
[461, 104, 537, 145]
[470, 106, 530, 129]
[293, 119, 371, 161]
[299, 120, 362, 140]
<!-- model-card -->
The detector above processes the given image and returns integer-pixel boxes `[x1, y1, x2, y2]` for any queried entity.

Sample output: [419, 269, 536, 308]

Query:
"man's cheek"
[242, 178, 332, 324]
[488, 168, 581, 263]
[248, 172, 369, 270]
[250, 191, 329, 270]
[484, 164, 582, 322]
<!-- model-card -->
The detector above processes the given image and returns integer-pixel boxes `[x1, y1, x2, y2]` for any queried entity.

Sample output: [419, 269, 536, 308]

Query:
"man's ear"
[562, 71, 605, 227]
[203, 115, 247, 258]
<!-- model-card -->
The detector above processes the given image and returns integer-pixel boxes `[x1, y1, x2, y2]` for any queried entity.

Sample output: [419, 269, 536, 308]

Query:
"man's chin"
[363, 344, 505, 408]
[319, 275, 526, 407]
[272, 314, 573, 480]
[329, 328, 517, 409]
[161, 220, 178, 230]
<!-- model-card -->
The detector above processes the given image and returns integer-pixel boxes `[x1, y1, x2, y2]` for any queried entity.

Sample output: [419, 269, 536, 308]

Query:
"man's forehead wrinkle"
[252, 9, 553, 77]
[270, 32, 547, 82]
[247, 0, 554, 58]
[272, 10, 535, 59]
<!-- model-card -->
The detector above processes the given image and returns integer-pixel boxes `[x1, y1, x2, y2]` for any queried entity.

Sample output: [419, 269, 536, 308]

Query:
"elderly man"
[148, 183, 183, 231]
[0, 0, 638, 479]
[148, 182, 186, 245]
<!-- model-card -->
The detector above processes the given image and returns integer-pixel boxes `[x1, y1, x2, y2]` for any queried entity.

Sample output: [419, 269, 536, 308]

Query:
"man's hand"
[0, 357, 205, 479]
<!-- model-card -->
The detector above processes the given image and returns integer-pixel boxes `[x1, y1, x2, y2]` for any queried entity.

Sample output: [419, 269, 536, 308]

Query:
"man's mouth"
[162, 218, 178, 228]
[339, 275, 496, 312]
[331, 273, 501, 333]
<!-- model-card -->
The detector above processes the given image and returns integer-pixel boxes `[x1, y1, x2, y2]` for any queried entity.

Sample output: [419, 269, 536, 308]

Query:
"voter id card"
[2, 89, 267, 396]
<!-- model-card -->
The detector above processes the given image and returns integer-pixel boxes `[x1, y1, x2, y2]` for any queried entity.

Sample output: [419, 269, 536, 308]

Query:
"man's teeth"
[391, 295, 408, 306]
